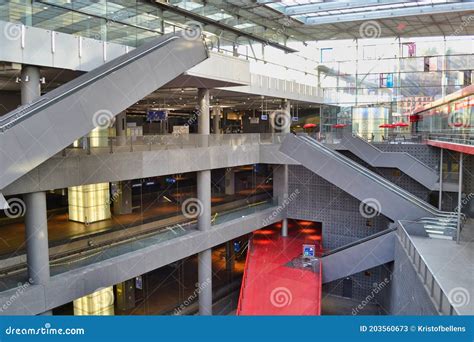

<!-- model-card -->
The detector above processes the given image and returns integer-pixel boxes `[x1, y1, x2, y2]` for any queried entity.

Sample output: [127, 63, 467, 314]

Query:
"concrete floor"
[410, 218, 474, 315]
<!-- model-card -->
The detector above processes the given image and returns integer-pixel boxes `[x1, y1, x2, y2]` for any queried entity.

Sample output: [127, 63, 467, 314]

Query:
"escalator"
[321, 228, 396, 283]
[337, 131, 439, 189]
[0, 32, 208, 192]
[280, 134, 458, 224]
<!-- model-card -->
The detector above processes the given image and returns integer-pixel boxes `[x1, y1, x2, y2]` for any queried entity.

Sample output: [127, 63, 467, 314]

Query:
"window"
[424, 56, 437, 72]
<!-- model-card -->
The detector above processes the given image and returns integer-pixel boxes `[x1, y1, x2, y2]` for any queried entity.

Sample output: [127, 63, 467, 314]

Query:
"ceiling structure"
[164, 0, 474, 42]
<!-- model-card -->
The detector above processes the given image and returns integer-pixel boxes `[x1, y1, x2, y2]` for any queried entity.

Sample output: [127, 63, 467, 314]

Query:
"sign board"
[303, 244, 316, 258]
[250, 117, 259, 124]
[261, 114, 268, 121]
[135, 276, 143, 290]
[147, 109, 168, 122]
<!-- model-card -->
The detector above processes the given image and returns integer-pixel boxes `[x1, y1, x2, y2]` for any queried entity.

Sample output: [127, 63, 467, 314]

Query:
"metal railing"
[63, 133, 286, 156]
[397, 221, 459, 315]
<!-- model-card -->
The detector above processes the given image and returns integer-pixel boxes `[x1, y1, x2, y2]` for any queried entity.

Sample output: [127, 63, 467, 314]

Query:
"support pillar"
[212, 106, 221, 134]
[197, 88, 213, 315]
[225, 241, 234, 283]
[24, 192, 50, 286]
[456, 153, 463, 244]
[281, 164, 289, 237]
[438, 148, 443, 210]
[115, 111, 127, 146]
[280, 100, 290, 237]
[21, 65, 51, 315]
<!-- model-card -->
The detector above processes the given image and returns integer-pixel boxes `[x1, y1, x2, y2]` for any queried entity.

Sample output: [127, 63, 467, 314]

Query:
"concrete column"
[213, 106, 221, 134]
[24, 192, 50, 285]
[198, 88, 210, 137]
[224, 169, 235, 195]
[281, 164, 289, 237]
[282, 99, 291, 134]
[113, 181, 132, 215]
[456, 153, 463, 244]
[225, 241, 234, 283]
[438, 148, 443, 210]
[115, 111, 127, 146]
[21, 65, 51, 315]
[21, 65, 41, 104]
[197, 88, 212, 315]
[198, 248, 212, 315]
[281, 101, 290, 236]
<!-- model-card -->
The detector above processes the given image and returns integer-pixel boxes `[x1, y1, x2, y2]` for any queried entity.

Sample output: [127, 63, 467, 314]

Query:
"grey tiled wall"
[387, 238, 439, 315]
[286, 165, 391, 301]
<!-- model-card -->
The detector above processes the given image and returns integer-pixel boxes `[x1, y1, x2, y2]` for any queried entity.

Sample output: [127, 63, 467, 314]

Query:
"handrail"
[396, 221, 459, 315]
[322, 227, 397, 257]
[348, 132, 436, 174]
[0, 34, 182, 132]
[299, 135, 456, 219]
[236, 236, 251, 315]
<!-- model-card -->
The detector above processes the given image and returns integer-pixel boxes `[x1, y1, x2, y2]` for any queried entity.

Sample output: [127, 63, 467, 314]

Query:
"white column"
[21, 65, 52, 316]
[197, 88, 212, 315]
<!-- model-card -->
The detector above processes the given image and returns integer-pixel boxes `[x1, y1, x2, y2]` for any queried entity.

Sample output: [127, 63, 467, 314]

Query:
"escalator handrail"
[347, 133, 437, 175]
[321, 227, 397, 257]
[0, 34, 183, 132]
[299, 135, 454, 218]
[304, 135, 454, 217]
